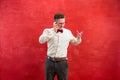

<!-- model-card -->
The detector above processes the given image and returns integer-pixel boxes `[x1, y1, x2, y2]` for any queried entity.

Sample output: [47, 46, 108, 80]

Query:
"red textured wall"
[0, 0, 120, 80]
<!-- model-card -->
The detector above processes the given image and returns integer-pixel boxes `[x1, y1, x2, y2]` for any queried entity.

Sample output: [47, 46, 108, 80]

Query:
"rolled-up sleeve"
[39, 29, 53, 44]
[70, 31, 82, 45]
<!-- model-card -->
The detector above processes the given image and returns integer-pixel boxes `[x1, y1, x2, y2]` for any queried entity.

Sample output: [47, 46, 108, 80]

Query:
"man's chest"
[52, 33, 71, 43]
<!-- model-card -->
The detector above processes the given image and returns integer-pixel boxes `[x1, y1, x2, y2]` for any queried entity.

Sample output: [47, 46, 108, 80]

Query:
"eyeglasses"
[57, 22, 65, 25]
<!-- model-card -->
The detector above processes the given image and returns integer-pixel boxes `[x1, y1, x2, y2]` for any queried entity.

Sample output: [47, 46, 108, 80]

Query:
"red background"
[0, 0, 120, 80]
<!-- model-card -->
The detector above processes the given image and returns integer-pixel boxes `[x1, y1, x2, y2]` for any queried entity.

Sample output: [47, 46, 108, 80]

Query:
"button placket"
[54, 33, 59, 57]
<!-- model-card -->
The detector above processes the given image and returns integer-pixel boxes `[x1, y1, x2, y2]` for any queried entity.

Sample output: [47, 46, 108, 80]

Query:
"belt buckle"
[53, 57, 55, 61]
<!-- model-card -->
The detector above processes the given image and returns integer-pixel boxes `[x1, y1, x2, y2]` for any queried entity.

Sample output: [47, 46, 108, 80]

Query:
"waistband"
[48, 57, 68, 62]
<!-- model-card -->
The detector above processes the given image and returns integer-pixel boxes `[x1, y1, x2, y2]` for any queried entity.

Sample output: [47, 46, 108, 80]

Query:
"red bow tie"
[57, 29, 63, 33]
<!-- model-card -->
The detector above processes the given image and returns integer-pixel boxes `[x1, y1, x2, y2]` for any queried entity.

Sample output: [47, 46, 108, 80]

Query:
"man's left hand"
[76, 31, 83, 39]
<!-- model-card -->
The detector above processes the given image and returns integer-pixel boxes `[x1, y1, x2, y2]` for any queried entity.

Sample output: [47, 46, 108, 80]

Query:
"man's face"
[55, 18, 65, 29]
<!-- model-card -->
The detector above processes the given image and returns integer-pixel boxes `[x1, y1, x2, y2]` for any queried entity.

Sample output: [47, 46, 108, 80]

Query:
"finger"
[53, 22, 56, 27]
[79, 31, 83, 35]
[76, 30, 80, 34]
[76, 31, 83, 35]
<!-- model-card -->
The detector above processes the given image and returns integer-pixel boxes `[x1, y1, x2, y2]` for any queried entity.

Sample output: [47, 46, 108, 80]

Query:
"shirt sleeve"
[70, 31, 82, 45]
[39, 29, 54, 44]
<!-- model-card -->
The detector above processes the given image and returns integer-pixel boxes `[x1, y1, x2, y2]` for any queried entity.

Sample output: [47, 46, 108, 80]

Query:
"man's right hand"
[53, 22, 59, 32]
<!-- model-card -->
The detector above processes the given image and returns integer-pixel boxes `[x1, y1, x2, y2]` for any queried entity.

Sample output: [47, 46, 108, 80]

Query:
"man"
[39, 13, 82, 80]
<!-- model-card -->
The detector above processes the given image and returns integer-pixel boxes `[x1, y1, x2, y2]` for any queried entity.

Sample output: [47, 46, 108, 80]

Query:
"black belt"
[48, 57, 67, 62]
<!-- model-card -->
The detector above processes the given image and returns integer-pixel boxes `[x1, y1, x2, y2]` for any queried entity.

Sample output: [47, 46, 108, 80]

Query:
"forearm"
[71, 37, 82, 45]
[39, 35, 49, 44]
[39, 29, 54, 44]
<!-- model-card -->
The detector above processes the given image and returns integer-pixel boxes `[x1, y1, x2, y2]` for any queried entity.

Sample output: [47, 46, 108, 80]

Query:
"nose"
[58, 23, 65, 28]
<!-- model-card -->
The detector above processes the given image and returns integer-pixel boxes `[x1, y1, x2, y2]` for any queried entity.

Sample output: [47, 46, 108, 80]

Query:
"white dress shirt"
[39, 28, 81, 58]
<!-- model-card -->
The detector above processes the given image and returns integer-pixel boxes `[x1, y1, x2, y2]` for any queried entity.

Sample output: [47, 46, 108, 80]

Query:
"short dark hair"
[54, 13, 65, 21]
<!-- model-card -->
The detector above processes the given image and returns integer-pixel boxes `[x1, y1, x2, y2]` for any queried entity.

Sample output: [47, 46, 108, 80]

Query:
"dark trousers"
[45, 58, 68, 80]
